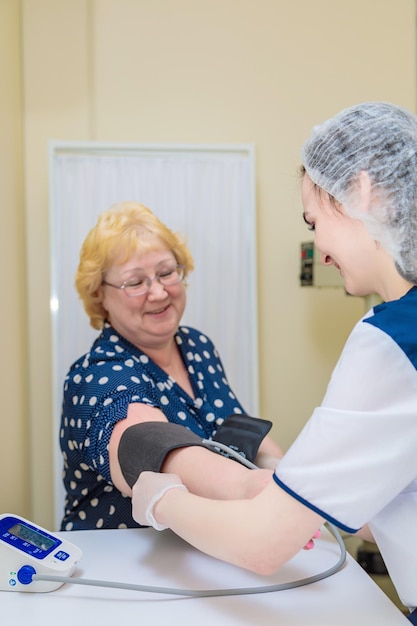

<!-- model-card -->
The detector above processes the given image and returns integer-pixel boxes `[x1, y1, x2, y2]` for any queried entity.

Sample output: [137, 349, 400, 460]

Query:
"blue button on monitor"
[54, 550, 70, 562]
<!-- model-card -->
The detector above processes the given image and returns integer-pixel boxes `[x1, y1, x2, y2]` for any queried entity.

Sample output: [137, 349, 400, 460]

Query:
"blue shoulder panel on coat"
[363, 286, 417, 369]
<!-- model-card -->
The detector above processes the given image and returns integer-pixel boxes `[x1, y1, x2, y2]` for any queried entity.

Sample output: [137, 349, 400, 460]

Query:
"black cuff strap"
[211, 414, 272, 463]
[118, 421, 205, 488]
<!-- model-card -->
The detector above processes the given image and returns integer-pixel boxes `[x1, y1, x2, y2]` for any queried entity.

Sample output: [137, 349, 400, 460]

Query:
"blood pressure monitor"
[0, 513, 347, 598]
[0, 513, 82, 592]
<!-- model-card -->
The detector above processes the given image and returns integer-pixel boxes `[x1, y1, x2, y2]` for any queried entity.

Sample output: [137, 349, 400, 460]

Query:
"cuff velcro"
[211, 414, 272, 462]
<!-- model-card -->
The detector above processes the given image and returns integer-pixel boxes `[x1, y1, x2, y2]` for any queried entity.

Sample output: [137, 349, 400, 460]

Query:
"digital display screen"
[8, 523, 56, 552]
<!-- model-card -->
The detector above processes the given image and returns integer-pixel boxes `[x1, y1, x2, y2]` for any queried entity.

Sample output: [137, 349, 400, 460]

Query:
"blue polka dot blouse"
[59, 324, 244, 530]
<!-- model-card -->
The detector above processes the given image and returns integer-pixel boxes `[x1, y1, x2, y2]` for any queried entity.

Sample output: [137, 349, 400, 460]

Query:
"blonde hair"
[76, 201, 194, 329]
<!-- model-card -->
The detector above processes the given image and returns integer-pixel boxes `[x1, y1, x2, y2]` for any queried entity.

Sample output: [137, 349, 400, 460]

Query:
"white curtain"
[49, 142, 258, 526]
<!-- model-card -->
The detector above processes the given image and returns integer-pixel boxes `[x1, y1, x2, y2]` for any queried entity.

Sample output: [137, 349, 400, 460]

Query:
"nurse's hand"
[133, 470, 321, 550]
[303, 529, 321, 550]
[131, 471, 188, 530]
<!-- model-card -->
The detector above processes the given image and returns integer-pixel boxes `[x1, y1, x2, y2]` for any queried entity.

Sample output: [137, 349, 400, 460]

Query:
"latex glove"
[303, 529, 321, 550]
[131, 471, 188, 531]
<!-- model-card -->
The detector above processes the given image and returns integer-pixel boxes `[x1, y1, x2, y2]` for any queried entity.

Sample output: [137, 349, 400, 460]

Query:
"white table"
[2, 526, 409, 625]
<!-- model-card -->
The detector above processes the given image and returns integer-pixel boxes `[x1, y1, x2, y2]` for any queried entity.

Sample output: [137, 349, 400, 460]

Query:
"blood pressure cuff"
[118, 422, 206, 488]
[211, 414, 272, 463]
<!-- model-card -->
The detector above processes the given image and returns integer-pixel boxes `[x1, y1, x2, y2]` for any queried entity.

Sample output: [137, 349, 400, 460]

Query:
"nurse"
[132, 102, 417, 618]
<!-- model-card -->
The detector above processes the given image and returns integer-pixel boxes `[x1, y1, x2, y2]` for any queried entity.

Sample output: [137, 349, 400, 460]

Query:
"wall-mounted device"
[0, 513, 82, 592]
[300, 242, 345, 288]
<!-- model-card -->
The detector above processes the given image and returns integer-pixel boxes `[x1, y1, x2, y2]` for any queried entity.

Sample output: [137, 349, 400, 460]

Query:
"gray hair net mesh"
[301, 101, 417, 283]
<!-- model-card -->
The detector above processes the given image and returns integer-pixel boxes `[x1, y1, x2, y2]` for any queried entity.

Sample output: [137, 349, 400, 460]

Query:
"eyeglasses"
[102, 264, 185, 297]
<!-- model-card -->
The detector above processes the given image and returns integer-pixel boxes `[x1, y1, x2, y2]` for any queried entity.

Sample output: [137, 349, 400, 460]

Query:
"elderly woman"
[60, 202, 282, 531]
[133, 103, 417, 619]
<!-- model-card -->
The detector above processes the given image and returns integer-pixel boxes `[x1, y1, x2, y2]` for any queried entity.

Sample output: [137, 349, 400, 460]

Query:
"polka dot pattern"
[60, 324, 244, 530]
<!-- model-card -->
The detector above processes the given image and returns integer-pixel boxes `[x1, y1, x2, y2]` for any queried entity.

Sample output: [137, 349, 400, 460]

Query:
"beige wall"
[1, 0, 415, 530]
[0, 0, 29, 516]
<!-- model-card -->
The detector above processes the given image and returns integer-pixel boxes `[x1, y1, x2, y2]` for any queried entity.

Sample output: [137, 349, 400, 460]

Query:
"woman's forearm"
[162, 445, 273, 499]
[255, 435, 285, 468]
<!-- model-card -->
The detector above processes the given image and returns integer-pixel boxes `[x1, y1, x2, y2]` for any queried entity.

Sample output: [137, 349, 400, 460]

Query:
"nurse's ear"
[356, 170, 372, 215]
